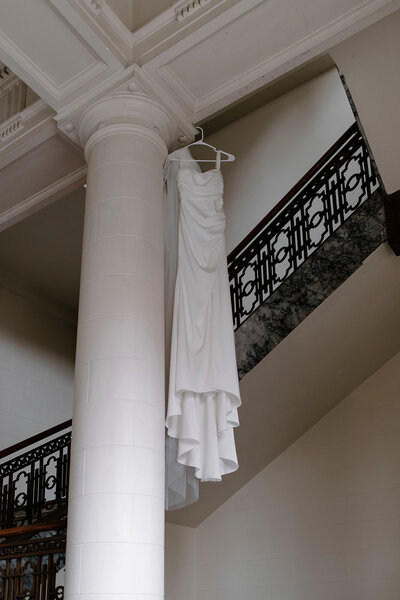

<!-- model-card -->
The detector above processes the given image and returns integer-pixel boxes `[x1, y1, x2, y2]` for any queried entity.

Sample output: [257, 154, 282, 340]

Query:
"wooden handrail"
[227, 121, 359, 264]
[0, 520, 67, 540]
[0, 419, 72, 460]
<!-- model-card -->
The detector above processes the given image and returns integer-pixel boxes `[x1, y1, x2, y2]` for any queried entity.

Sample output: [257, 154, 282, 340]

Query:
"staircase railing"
[0, 531, 66, 600]
[0, 421, 72, 531]
[228, 122, 380, 329]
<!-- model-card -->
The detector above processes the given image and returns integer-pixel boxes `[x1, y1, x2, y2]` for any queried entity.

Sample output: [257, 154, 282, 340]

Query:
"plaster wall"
[194, 352, 400, 599]
[206, 68, 355, 254]
[331, 9, 400, 195]
[0, 286, 75, 450]
[165, 523, 196, 600]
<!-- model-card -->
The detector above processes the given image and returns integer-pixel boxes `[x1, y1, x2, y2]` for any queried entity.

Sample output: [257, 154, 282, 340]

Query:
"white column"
[65, 91, 175, 600]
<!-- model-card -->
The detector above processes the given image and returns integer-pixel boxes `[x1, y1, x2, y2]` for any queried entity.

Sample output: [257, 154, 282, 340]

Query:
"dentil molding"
[0, 115, 23, 142]
[175, 0, 213, 22]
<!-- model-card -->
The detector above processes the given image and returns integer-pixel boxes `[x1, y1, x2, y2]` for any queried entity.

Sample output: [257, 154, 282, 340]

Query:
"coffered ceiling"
[0, 0, 398, 121]
[0, 0, 397, 233]
[106, 0, 175, 32]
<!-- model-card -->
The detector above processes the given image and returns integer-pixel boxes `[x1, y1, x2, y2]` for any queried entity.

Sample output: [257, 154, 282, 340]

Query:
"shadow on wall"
[0, 286, 76, 451]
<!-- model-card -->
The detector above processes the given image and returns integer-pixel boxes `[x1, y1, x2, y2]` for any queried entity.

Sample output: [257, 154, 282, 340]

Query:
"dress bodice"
[177, 167, 223, 193]
[177, 167, 226, 241]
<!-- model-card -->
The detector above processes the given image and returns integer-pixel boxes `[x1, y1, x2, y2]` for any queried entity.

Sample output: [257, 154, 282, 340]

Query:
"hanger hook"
[196, 126, 205, 142]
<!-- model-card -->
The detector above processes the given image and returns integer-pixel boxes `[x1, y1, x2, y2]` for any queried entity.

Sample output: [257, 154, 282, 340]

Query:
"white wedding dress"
[166, 149, 241, 482]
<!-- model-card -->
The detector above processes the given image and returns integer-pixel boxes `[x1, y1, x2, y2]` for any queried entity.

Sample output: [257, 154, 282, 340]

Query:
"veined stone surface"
[235, 188, 387, 379]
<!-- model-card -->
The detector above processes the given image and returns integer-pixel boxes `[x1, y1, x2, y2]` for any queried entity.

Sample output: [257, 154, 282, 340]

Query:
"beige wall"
[331, 9, 400, 195]
[0, 286, 75, 450]
[207, 68, 355, 254]
[192, 353, 400, 599]
[165, 523, 196, 600]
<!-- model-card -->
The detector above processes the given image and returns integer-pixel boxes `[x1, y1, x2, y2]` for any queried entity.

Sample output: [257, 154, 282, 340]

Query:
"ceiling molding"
[0, 100, 57, 170]
[55, 64, 196, 149]
[144, 0, 400, 122]
[175, 0, 214, 22]
[0, 115, 23, 142]
[48, 0, 125, 69]
[0, 165, 86, 233]
[130, 0, 238, 62]
[0, 62, 17, 92]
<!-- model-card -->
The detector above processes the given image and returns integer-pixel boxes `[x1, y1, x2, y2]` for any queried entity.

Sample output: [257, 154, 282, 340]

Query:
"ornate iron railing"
[0, 532, 65, 600]
[0, 423, 71, 531]
[227, 122, 380, 329]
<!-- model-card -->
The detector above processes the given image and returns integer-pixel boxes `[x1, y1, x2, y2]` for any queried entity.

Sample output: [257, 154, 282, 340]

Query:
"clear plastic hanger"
[169, 127, 235, 170]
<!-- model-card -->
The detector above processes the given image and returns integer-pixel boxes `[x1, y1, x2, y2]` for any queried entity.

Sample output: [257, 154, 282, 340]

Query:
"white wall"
[0, 286, 76, 450]
[331, 10, 400, 195]
[165, 523, 196, 600]
[207, 68, 355, 254]
[195, 353, 400, 599]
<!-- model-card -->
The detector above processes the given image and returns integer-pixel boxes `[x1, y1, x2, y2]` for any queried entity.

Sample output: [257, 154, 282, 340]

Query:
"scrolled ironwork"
[0, 428, 71, 530]
[0, 534, 65, 600]
[228, 122, 380, 329]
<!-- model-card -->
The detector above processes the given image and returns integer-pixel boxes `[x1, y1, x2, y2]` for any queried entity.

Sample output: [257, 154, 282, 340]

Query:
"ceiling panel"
[166, 0, 364, 99]
[0, 0, 100, 87]
[106, 0, 175, 32]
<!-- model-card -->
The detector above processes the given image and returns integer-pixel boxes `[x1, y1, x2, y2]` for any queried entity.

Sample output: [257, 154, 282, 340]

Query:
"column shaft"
[65, 126, 166, 600]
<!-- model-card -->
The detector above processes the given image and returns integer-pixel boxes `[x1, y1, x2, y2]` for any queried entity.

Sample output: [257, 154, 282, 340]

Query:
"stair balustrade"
[0, 532, 65, 600]
[0, 421, 72, 531]
[228, 122, 380, 329]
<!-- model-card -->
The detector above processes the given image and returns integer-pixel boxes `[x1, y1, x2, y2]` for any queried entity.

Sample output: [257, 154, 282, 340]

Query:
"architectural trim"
[82, 0, 104, 14]
[0, 115, 23, 142]
[0, 62, 10, 80]
[0, 165, 86, 233]
[0, 27, 108, 107]
[175, 0, 213, 22]
[56, 64, 196, 149]
[0, 100, 57, 171]
[66, 0, 232, 63]
[1, 0, 397, 127]
[166, 0, 400, 120]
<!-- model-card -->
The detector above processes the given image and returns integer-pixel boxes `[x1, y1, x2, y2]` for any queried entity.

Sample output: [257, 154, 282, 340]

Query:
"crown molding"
[0, 100, 57, 170]
[60, 0, 233, 65]
[0, 165, 86, 233]
[175, 0, 213, 22]
[148, 0, 400, 123]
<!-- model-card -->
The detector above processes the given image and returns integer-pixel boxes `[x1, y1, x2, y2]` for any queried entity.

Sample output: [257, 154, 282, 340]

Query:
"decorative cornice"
[0, 62, 11, 80]
[175, 0, 212, 22]
[0, 99, 56, 170]
[0, 165, 86, 233]
[0, 115, 23, 141]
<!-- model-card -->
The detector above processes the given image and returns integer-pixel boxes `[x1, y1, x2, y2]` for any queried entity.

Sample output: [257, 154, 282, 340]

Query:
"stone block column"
[64, 90, 175, 600]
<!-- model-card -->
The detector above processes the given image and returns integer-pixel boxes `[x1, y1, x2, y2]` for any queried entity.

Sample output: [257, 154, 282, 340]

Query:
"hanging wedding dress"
[166, 147, 241, 483]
